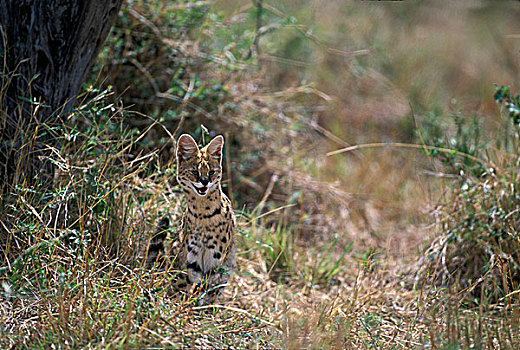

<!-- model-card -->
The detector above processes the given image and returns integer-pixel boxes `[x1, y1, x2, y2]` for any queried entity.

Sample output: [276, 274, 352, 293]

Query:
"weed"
[416, 87, 520, 310]
[3, 1, 520, 348]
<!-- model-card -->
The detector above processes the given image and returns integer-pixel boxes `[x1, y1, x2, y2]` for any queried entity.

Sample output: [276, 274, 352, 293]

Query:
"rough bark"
[0, 0, 123, 189]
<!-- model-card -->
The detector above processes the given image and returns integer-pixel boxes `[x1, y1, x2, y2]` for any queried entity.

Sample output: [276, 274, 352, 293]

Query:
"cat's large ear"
[207, 135, 224, 162]
[177, 134, 199, 163]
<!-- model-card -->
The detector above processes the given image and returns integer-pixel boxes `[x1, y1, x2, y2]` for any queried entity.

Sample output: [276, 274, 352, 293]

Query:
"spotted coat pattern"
[147, 134, 236, 303]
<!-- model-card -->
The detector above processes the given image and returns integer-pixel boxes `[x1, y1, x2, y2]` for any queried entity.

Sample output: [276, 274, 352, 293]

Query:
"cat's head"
[176, 134, 224, 197]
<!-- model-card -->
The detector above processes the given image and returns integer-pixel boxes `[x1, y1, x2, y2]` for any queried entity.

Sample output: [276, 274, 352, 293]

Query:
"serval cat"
[147, 134, 236, 304]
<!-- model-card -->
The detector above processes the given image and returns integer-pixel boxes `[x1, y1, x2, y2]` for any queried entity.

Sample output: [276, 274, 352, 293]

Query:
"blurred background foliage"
[86, 0, 520, 290]
[4, 0, 520, 347]
[88, 0, 520, 237]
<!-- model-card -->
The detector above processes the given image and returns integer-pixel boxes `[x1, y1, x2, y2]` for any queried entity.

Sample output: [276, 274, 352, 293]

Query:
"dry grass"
[2, 1, 520, 348]
[1, 93, 518, 347]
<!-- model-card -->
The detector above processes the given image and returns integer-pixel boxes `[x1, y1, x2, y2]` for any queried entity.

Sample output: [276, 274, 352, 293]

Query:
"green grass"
[3, 1, 520, 348]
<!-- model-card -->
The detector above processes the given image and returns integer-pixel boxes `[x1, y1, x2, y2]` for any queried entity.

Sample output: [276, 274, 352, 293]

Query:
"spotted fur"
[148, 134, 236, 303]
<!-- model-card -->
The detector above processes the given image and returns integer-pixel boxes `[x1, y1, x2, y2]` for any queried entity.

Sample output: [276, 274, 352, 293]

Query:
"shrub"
[418, 107, 486, 178]
[416, 85, 520, 303]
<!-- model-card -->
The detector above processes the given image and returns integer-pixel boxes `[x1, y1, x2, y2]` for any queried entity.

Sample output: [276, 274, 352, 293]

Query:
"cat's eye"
[209, 170, 215, 176]
[191, 170, 198, 176]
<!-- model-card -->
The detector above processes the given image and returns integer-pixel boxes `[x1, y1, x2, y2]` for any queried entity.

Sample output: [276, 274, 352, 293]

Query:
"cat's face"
[176, 134, 223, 197]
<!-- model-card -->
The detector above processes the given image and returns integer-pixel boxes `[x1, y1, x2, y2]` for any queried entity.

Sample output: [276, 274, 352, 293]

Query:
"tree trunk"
[0, 0, 123, 190]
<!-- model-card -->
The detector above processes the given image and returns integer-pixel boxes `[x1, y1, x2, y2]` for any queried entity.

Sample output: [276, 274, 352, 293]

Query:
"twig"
[251, 172, 278, 216]
[156, 92, 213, 119]
[253, 0, 263, 57]
[421, 170, 459, 179]
[240, 204, 296, 227]
[327, 142, 491, 167]
[224, 132, 235, 208]
[192, 304, 278, 327]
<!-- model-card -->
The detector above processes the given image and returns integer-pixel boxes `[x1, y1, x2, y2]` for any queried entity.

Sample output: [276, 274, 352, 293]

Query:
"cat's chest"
[185, 199, 233, 228]
[183, 213, 228, 273]
[185, 216, 229, 245]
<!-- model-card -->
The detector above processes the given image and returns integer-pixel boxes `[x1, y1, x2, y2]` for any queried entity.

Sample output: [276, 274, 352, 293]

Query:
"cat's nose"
[200, 178, 209, 186]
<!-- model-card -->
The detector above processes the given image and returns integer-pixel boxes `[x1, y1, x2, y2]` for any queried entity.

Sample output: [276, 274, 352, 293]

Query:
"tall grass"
[0, 86, 280, 347]
[2, 1, 520, 348]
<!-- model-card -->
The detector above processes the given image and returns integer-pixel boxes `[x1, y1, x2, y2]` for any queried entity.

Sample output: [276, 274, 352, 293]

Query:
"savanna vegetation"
[2, 1, 520, 348]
